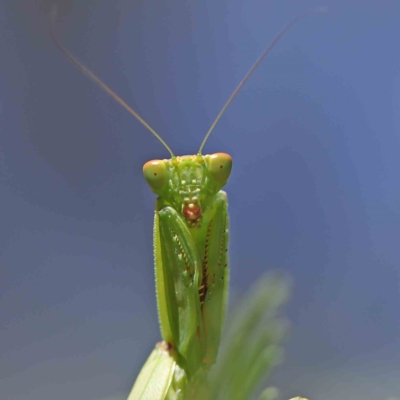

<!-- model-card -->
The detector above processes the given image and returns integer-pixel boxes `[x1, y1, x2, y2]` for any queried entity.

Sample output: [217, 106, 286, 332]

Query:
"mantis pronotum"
[48, 5, 320, 400]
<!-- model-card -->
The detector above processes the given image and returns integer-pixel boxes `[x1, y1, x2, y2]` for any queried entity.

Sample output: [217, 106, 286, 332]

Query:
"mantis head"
[143, 153, 232, 227]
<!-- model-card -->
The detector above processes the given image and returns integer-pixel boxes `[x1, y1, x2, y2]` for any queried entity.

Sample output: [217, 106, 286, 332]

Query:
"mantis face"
[143, 153, 232, 228]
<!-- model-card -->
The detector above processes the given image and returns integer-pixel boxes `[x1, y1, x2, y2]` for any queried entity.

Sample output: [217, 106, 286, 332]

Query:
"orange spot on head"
[183, 203, 201, 220]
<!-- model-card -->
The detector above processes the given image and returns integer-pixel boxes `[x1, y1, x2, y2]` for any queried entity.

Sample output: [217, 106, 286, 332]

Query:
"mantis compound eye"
[207, 153, 233, 185]
[143, 159, 168, 191]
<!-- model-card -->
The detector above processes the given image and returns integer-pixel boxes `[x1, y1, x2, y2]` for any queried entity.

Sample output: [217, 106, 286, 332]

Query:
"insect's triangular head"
[143, 153, 232, 227]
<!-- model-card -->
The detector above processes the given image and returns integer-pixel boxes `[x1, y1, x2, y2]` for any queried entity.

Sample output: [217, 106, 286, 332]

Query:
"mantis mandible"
[48, 6, 320, 400]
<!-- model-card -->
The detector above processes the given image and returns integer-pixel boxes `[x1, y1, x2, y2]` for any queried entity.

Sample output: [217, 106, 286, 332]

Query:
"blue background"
[1, 1, 399, 399]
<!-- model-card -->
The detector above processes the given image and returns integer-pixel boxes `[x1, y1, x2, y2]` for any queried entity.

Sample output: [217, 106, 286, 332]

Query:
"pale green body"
[150, 154, 230, 376]
[128, 153, 231, 399]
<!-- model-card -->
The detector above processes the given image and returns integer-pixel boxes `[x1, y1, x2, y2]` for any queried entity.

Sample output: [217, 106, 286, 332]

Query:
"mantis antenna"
[48, 6, 175, 157]
[48, 6, 325, 157]
[197, 8, 326, 154]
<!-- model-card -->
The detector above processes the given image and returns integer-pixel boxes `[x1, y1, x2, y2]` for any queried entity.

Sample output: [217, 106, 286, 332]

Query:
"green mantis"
[144, 151, 231, 376]
[48, 6, 320, 400]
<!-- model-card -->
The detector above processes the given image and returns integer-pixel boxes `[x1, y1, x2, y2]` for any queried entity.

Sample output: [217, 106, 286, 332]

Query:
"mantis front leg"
[155, 190, 229, 377]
